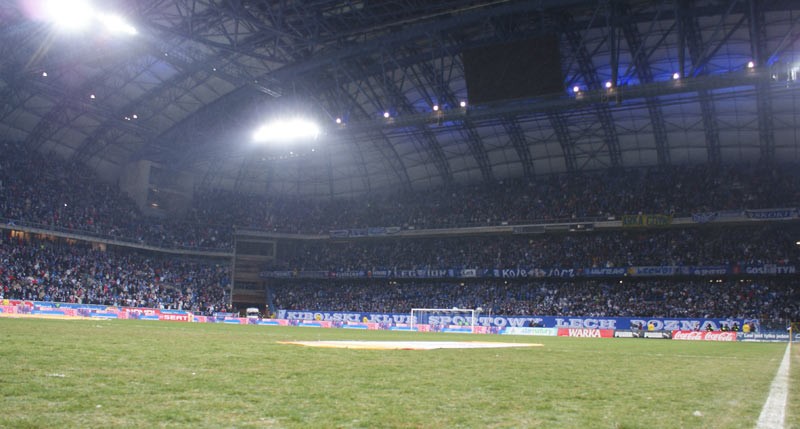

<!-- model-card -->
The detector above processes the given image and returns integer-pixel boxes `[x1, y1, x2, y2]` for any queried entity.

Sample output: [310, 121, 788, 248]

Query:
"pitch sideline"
[755, 342, 791, 429]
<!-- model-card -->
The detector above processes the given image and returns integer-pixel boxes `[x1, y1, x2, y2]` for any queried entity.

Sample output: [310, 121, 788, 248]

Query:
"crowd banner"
[744, 208, 798, 220]
[582, 267, 628, 277]
[260, 263, 797, 279]
[691, 212, 719, 223]
[621, 214, 672, 227]
[627, 266, 681, 276]
[329, 229, 349, 238]
[732, 264, 797, 275]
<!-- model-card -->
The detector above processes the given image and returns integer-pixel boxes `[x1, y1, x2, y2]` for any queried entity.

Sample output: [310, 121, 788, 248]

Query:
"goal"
[410, 307, 479, 332]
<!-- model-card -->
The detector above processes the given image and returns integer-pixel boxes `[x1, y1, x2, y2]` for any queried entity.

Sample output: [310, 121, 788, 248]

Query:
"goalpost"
[410, 307, 481, 332]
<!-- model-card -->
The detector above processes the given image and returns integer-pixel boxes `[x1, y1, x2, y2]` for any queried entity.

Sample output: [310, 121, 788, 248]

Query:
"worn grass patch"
[0, 318, 790, 428]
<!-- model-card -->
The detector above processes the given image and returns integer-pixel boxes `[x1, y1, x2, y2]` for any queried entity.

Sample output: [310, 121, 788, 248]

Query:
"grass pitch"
[0, 318, 794, 428]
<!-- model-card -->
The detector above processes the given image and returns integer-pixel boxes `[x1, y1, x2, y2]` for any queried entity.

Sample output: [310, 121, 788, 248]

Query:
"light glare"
[253, 118, 320, 144]
[98, 13, 138, 36]
[44, 0, 93, 31]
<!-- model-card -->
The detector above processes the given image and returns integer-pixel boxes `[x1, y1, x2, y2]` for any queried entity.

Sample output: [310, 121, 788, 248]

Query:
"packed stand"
[270, 279, 800, 328]
[4, 140, 800, 247]
[0, 142, 230, 250]
[264, 223, 800, 272]
[0, 235, 231, 314]
[189, 164, 800, 233]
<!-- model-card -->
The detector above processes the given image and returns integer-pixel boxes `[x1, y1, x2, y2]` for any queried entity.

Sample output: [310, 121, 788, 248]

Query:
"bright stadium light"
[97, 13, 138, 36]
[44, 0, 93, 31]
[252, 118, 320, 144]
[39, 0, 137, 36]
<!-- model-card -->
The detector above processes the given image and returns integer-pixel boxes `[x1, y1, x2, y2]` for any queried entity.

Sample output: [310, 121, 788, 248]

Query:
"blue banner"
[276, 309, 751, 331]
[734, 264, 797, 275]
[691, 212, 718, 223]
[627, 266, 681, 276]
[582, 267, 628, 277]
[745, 208, 798, 220]
[261, 263, 794, 279]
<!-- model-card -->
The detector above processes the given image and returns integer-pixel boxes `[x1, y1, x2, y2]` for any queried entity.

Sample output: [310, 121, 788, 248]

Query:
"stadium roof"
[3, 0, 800, 197]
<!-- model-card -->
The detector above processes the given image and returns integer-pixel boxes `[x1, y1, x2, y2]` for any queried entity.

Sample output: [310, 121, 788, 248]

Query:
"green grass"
[0, 318, 792, 428]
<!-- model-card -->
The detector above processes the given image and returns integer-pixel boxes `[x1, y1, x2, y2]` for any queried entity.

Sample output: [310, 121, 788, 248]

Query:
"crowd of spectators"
[188, 164, 800, 233]
[0, 235, 231, 314]
[0, 142, 230, 250]
[4, 141, 800, 249]
[270, 278, 800, 328]
[264, 223, 800, 272]
[3, 142, 800, 327]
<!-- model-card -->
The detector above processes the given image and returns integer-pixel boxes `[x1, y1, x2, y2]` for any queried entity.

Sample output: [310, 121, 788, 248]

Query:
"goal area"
[410, 308, 478, 332]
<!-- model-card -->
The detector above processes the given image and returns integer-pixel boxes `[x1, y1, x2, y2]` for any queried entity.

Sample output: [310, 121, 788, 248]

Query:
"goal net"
[410, 307, 478, 332]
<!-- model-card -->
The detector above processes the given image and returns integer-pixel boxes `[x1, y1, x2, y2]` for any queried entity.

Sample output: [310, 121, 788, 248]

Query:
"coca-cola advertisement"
[671, 330, 738, 342]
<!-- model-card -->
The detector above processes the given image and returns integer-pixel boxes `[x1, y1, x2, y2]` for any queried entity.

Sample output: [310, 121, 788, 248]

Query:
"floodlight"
[44, 0, 93, 31]
[672, 72, 680, 80]
[335, 117, 342, 124]
[132, 114, 138, 119]
[90, 94, 95, 99]
[432, 105, 439, 111]
[383, 111, 390, 118]
[41, 71, 48, 77]
[459, 101, 466, 107]
[97, 13, 137, 36]
[252, 118, 320, 144]
[572, 86, 580, 93]
[747, 61, 755, 69]
[605, 81, 613, 89]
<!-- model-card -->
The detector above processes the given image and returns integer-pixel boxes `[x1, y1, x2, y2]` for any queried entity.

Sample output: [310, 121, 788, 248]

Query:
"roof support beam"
[409, 48, 493, 183]
[620, 4, 670, 166]
[748, 0, 775, 163]
[547, 111, 577, 173]
[677, 0, 721, 165]
[502, 117, 535, 178]
[561, 12, 621, 167]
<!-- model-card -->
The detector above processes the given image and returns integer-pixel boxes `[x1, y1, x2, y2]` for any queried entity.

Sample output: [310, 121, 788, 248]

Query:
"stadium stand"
[2, 141, 799, 328]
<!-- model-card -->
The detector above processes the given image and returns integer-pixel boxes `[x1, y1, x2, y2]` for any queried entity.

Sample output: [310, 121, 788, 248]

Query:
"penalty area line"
[755, 342, 791, 429]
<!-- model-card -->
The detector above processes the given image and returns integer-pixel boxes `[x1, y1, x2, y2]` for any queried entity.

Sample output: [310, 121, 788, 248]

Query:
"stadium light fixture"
[41, 71, 48, 77]
[40, 0, 137, 36]
[383, 111, 390, 118]
[43, 0, 93, 31]
[252, 118, 320, 144]
[97, 13, 138, 36]
[572, 85, 581, 93]
[672, 72, 680, 80]
[432, 104, 439, 111]
[459, 100, 467, 108]
[605, 81, 613, 89]
[335, 117, 342, 124]
[747, 61, 755, 69]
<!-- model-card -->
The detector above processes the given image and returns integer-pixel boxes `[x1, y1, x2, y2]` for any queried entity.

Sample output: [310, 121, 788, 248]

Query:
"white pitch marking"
[755, 343, 791, 429]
